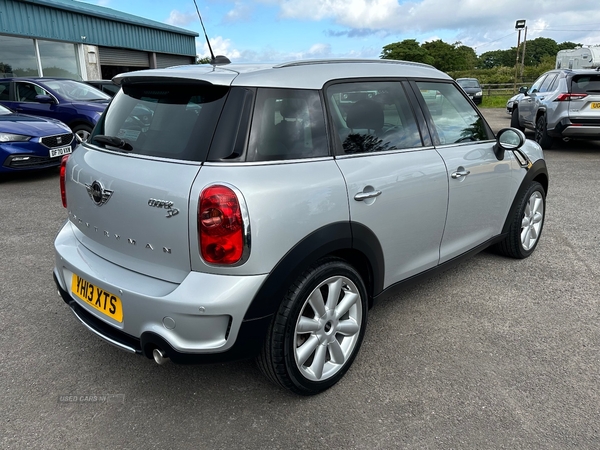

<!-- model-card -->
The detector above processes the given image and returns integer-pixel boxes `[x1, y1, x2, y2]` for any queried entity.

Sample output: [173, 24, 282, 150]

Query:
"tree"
[557, 41, 582, 51]
[380, 39, 434, 65]
[454, 43, 477, 71]
[422, 39, 458, 72]
[478, 49, 515, 69]
[522, 37, 559, 66]
[196, 56, 211, 64]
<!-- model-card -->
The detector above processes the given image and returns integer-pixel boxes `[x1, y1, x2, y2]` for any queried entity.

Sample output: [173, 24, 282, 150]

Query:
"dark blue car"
[0, 78, 110, 141]
[0, 104, 75, 173]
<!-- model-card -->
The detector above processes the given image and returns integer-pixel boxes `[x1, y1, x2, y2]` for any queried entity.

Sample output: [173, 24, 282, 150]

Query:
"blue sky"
[86, 0, 600, 62]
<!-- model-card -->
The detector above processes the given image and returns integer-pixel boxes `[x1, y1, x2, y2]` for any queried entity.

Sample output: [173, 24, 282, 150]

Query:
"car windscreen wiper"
[93, 135, 133, 151]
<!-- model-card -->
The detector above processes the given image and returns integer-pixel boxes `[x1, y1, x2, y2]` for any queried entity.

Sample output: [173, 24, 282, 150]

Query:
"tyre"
[510, 108, 523, 131]
[534, 115, 553, 149]
[495, 181, 545, 259]
[257, 258, 368, 395]
[72, 124, 93, 142]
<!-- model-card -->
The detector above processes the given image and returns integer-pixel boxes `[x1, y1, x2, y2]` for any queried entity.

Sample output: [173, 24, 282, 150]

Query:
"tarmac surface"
[1, 109, 599, 449]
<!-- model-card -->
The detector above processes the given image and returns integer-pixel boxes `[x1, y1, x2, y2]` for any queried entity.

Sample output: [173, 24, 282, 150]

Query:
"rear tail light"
[555, 93, 588, 101]
[198, 185, 246, 265]
[59, 154, 70, 208]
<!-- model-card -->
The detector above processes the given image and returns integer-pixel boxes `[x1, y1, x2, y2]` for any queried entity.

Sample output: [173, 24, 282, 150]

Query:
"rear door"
[327, 80, 448, 288]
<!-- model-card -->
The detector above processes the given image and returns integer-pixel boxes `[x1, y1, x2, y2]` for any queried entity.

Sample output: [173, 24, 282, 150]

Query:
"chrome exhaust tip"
[152, 348, 169, 365]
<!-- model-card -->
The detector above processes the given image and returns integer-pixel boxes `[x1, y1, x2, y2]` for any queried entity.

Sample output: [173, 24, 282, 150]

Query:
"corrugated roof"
[20, 0, 198, 36]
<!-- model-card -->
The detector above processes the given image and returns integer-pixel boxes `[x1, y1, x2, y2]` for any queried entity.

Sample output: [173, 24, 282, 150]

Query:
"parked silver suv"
[53, 59, 548, 395]
[511, 69, 600, 148]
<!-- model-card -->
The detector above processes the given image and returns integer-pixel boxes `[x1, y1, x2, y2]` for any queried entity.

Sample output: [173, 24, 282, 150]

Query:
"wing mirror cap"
[493, 127, 526, 160]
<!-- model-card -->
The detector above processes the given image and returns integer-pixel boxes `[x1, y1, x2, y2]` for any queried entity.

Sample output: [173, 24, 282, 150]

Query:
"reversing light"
[198, 185, 245, 264]
[60, 154, 70, 208]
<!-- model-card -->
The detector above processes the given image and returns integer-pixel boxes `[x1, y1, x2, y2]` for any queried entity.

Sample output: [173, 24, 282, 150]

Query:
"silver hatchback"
[54, 59, 548, 395]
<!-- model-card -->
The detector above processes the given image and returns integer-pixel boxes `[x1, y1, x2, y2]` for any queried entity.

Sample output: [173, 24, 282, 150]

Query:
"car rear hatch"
[567, 73, 600, 125]
[65, 78, 231, 283]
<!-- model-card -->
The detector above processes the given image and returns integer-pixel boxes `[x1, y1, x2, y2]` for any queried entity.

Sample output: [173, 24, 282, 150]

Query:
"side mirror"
[519, 86, 528, 94]
[34, 94, 55, 104]
[493, 127, 526, 161]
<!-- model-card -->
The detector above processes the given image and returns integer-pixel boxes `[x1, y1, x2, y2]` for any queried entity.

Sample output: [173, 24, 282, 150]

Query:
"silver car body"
[53, 60, 547, 365]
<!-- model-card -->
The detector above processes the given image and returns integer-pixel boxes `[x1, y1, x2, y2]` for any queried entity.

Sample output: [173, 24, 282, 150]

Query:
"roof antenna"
[193, 0, 230, 65]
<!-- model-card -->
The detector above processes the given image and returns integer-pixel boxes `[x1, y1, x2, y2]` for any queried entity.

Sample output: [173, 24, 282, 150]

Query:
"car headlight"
[0, 133, 31, 143]
[475, 91, 483, 97]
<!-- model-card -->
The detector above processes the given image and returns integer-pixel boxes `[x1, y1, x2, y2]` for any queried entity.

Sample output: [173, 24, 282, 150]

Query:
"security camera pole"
[514, 19, 526, 92]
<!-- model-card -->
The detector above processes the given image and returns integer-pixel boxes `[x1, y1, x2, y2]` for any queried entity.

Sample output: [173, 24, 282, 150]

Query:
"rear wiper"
[93, 135, 133, 151]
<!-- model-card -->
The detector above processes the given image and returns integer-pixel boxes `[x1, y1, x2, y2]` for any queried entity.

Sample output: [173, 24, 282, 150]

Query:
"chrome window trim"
[333, 145, 435, 159]
[203, 156, 334, 167]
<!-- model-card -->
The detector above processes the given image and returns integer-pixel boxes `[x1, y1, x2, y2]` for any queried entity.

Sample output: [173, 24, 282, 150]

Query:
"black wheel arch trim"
[501, 159, 548, 235]
[242, 221, 384, 321]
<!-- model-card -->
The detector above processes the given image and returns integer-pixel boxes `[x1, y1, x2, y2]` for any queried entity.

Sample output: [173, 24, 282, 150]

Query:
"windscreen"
[90, 82, 229, 162]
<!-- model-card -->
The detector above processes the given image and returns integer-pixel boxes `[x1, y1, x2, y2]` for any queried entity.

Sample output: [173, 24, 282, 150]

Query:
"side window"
[0, 81, 9, 101]
[539, 73, 558, 92]
[326, 81, 422, 154]
[16, 82, 48, 102]
[529, 75, 547, 94]
[247, 88, 328, 161]
[416, 81, 491, 145]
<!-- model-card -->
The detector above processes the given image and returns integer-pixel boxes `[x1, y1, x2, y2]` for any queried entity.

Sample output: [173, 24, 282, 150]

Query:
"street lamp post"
[514, 19, 526, 92]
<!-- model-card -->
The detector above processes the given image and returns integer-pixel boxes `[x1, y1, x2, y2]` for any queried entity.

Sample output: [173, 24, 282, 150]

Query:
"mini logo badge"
[85, 181, 113, 206]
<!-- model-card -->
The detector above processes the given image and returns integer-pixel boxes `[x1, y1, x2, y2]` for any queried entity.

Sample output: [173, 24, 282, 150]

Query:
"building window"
[0, 35, 82, 79]
[0, 35, 38, 77]
[38, 40, 81, 79]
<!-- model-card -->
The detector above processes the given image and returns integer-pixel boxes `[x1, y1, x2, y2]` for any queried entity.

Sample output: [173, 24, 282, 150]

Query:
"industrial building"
[0, 0, 198, 80]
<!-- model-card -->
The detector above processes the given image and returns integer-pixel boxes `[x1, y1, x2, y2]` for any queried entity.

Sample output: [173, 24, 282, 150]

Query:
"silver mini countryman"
[54, 59, 548, 395]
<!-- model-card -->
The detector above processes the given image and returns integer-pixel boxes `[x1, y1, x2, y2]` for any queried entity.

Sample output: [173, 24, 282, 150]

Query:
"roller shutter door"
[156, 53, 194, 69]
[99, 47, 149, 67]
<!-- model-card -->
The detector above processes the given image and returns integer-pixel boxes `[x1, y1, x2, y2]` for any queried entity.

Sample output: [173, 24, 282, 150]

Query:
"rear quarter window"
[90, 82, 228, 162]
[246, 88, 328, 161]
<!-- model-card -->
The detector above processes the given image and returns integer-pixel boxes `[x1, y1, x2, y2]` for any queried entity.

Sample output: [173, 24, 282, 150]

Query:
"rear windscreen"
[90, 82, 229, 161]
[571, 75, 600, 94]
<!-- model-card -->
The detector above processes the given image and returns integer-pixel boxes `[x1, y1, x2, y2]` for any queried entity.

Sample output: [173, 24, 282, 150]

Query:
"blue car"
[0, 104, 75, 173]
[0, 77, 110, 141]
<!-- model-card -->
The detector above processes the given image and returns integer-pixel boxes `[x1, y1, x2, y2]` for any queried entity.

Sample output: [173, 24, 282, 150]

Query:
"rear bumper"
[54, 221, 271, 363]
[552, 118, 600, 139]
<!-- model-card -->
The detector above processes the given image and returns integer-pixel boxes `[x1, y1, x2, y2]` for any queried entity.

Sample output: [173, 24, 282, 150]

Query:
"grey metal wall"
[0, 0, 197, 57]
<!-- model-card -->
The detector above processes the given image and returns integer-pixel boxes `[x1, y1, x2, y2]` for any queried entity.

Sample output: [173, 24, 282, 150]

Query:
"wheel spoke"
[297, 317, 320, 333]
[532, 211, 543, 225]
[296, 335, 319, 366]
[328, 340, 345, 364]
[325, 278, 343, 311]
[335, 291, 358, 319]
[521, 227, 531, 249]
[308, 289, 326, 317]
[336, 319, 359, 336]
[310, 344, 327, 379]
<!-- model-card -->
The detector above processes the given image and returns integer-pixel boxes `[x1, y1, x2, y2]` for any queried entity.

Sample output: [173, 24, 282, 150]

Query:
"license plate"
[591, 102, 600, 109]
[49, 145, 72, 158]
[71, 274, 123, 322]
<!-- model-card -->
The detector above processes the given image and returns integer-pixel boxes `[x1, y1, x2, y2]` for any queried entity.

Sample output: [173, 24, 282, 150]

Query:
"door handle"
[354, 190, 382, 201]
[451, 169, 470, 179]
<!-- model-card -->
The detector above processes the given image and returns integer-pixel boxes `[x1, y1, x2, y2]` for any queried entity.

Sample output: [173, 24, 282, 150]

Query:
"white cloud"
[224, 2, 254, 23]
[166, 10, 198, 27]
[198, 36, 242, 60]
